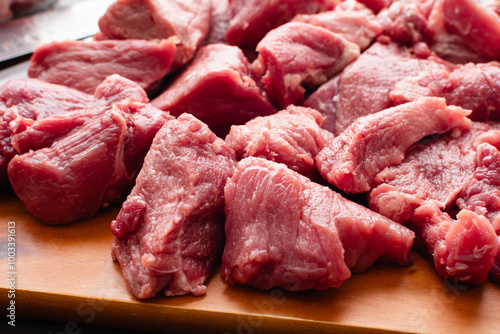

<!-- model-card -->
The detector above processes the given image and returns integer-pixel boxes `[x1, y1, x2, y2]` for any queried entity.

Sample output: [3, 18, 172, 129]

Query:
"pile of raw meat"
[2, 0, 500, 299]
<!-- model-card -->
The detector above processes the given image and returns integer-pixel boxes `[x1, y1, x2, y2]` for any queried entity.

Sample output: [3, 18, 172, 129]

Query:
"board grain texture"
[1, 190, 499, 334]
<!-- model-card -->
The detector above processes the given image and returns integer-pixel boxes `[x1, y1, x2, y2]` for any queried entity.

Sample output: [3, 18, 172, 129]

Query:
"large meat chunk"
[0, 79, 92, 187]
[428, 0, 500, 63]
[292, 0, 383, 50]
[226, 0, 337, 48]
[304, 41, 454, 135]
[8, 101, 172, 225]
[252, 22, 359, 109]
[28, 38, 177, 95]
[10, 75, 149, 154]
[222, 157, 414, 291]
[111, 113, 236, 299]
[369, 122, 500, 224]
[315, 97, 471, 194]
[97, 0, 210, 67]
[151, 44, 277, 136]
[412, 204, 497, 284]
[225, 105, 325, 177]
[390, 62, 500, 121]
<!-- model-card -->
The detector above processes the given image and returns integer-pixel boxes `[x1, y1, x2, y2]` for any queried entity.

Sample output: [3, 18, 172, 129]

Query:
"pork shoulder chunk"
[97, 0, 210, 67]
[412, 203, 498, 284]
[369, 122, 500, 224]
[226, 0, 338, 48]
[252, 22, 360, 109]
[151, 44, 277, 137]
[11, 74, 149, 155]
[111, 113, 236, 298]
[303, 41, 454, 135]
[28, 38, 177, 95]
[315, 97, 471, 194]
[222, 157, 415, 291]
[292, 0, 383, 50]
[7, 100, 172, 225]
[225, 105, 325, 177]
[457, 143, 500, 282]
[0, 79, 93, 187]
[391, 62, 500, 121]
[428, 0, 500, 63]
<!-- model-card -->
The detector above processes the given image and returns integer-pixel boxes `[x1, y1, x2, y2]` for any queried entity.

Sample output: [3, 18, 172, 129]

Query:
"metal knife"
[0, 0, 114, 63]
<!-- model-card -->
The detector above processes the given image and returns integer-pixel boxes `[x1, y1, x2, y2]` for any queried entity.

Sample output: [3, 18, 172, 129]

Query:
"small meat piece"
[97, 0, 210, 67]
[428, 0, 500, 63]
[370, 122, 500, 224]
[376, 0, 434, 45]
[391, 62, 500, 121]
[111, 113, 236, 298]
[293, 0, 383, 50]
[222, 157, 414, 291]
[28, 38, 177, 95]
[412, 203, 498, 284]
[303, 75, 340, 134]
[205, 0, 231, 44]
[457, 143, 500, 282]
[252, 22, 360, 108]
[356, 0, 394, 12]
[151, 44, 277, 137]
[0, 0, 13, 22]
[315, 97, 471, 194]
[8, 101, 172, 225]
[11, 74, 149, 154]
[226, 0, 337, 48]
[225, 105, 325, 177]
[304, 42, 454, 135]
[0, 79, 92, 186]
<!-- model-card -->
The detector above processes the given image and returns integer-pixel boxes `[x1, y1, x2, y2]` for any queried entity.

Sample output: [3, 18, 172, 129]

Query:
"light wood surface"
[1, 190, 499, 333]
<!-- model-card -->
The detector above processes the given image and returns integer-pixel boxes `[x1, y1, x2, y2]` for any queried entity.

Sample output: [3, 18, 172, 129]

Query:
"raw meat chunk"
[428, 0, 500, 63]
[412, 203, 498, 284]
[391, 62, 500, 121]
[8, 101, 172, 225]
[28, 38, 177, 94]
[370, 122, 500, 224]
[225, 105, 325, 177]
[376, 0, 434, 45]
[304, 42, 454, 135]
[315, 97, 471, 194]
[11, 74, 149, 154]
[226, 0, 338, 48]
[457, 143, 500, 281]
[222, 157, 414, 291]
[151, 44, 277, 137]
[292, 0, 383, 50]
[97, 0, 210, 67]
[252, 22, 360, 108]
[0, 79, 92, 186]
[357, 0, 394, 12]
[111, 113, 236, 298]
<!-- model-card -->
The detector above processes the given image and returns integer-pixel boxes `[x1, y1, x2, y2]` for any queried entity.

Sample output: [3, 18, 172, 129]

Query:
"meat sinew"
[151, 44, 277, 137]
[28, 38, 177, 95]
[315, 97, 471, 194]
[252, 21, 360, 108]
[225, 105, 325, 177]
[8, 100, 172, 225]
[222, 157, 414, 291]
[97, 0, 211, 67]
[111, 113, 236, 299]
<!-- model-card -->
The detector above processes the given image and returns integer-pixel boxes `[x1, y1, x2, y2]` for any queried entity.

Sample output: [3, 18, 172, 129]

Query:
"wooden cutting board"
[1, 190, 499, 334]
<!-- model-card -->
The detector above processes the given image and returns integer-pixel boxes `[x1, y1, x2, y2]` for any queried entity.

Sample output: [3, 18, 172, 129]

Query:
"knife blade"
[0, 0, 114, 63]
